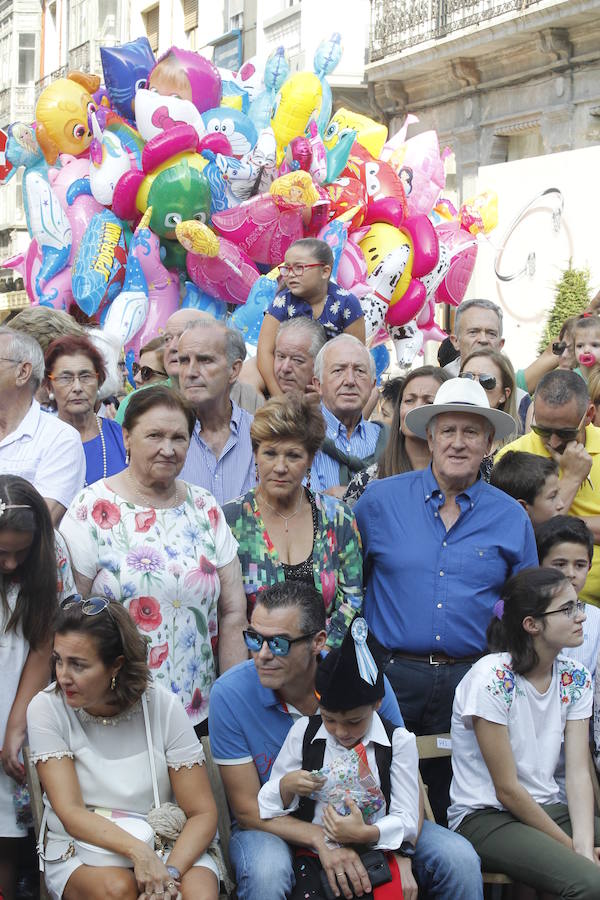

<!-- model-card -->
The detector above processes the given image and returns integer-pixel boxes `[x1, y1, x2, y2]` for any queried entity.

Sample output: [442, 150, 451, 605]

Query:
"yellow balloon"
[35, 76, 99, 163]
[271, 72, 323, 166]
[175, 220, 220, 256]
[323, 107, 388, 159]
[270, 170, 320, 207]
[359, 222, 413, 305]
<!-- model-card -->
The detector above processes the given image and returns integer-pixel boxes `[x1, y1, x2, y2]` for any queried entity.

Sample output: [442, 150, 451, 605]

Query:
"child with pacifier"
[573, 315, 600, 377]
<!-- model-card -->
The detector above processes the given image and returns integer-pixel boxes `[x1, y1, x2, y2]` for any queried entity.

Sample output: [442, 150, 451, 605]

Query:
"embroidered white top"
[448, 652, 592, 831]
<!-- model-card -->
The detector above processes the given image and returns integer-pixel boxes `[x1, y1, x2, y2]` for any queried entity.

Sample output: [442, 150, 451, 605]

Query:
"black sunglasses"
[243, 629, 318, 657]
[530, 411, 586, 443]
[459, 371, 497, 391]
[552, 341, 568, 356]
[132, 363, 167, 382]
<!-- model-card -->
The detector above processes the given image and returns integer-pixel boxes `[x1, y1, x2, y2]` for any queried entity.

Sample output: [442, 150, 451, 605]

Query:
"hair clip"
[0, 501, 32, 518]
[493, 599, 504, 620]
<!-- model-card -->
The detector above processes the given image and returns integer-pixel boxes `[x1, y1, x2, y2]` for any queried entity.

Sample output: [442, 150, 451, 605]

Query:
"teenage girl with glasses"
[449, 567, 600, 897]
[257, 238, 366, 399]
[0, 475, 75, 900]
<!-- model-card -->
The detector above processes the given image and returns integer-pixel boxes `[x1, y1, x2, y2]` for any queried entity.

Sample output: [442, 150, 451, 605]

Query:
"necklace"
[85, 415, 107, 487]
[127, 469, 181, 509]
[259, 487, 305, 533]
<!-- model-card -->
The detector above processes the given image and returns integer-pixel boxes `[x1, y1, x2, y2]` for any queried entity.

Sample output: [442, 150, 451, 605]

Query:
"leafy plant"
[538, 265, 591, 353]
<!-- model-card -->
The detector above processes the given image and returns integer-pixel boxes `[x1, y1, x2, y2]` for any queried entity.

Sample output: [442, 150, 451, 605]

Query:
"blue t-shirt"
[208, 659, 403, 785]
[266, 282, 363, 339]
[83, 417, 127, 486]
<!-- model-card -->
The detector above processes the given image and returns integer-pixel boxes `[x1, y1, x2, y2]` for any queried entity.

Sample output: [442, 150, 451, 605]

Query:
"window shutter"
[144, 6, 159, 53]
[183, 0, 198, 32]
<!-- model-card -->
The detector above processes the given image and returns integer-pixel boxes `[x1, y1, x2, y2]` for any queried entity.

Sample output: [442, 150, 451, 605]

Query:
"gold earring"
[111, 675, 117, 691]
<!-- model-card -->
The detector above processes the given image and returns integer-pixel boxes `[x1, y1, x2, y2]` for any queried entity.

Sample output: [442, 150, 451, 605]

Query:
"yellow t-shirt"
[495, 424, 600, 606]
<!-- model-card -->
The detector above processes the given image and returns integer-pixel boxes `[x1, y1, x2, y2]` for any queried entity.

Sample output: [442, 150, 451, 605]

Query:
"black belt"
[390, 651, 482, 666]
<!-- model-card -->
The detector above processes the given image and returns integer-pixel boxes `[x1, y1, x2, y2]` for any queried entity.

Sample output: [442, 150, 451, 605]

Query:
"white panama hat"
[404, 377, 517, 440]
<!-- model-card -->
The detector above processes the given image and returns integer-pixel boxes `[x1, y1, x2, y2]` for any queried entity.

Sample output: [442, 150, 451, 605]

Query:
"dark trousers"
[384, 656, 472, 825]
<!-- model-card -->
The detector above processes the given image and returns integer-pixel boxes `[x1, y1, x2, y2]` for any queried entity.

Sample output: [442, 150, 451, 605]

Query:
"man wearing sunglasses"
[209, 582, 484, 900]
[496, 369, 600, 604]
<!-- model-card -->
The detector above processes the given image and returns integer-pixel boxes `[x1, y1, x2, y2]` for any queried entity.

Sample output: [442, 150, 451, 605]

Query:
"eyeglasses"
[132, 363, 167, 382]
[60, 594, 113, 618]
[552, 341, 568, 356]
[0, 356, 19, 365]
[459, 371, 497, 391]
[279, 263, 325, 278]
[48, 371, 98, 387]
[243, 629, 318, 656]
[538, 599, 586, 620]
[530, 411, 586, 443]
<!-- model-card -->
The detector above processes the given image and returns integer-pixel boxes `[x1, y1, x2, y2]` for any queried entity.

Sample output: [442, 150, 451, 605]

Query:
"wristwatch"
[166, 865, 181, 880]
[398, 841, 416, 858]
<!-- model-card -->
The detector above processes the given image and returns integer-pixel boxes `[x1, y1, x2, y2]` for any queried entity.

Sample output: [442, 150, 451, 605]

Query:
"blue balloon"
[100, 37, 155, 122]
[201, 107, 258, 158]
[370, 344, 390, 385]
[230, 276, 277, 346]
[181, 282, 228, 320]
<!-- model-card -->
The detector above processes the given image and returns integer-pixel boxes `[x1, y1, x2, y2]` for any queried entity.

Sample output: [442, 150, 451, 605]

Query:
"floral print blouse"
[60, 481, 239, 725]
[224, 489, 363, 649]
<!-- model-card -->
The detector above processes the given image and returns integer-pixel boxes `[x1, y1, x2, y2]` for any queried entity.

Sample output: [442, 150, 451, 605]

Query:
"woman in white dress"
[449, 567, 600, 897]
[0, 475, 74, 900]
[27, 595, 220, 900]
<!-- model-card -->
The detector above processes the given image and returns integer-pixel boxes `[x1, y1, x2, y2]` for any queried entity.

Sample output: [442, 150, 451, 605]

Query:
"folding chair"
[23, 746, 51, 900]
[415, 733, 513, 899]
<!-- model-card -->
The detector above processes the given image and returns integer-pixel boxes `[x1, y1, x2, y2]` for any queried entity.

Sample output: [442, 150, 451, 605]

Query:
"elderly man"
[0, 327, 85, 524]
[355, 377, 537, 820]
[310, 335, 388, 493]
[209, 581, 484, 900]
[445, 298, 505, 375]
[177, 319, 255, 504]
[496, 369, 600, 604]
[273, 317, 326, 396]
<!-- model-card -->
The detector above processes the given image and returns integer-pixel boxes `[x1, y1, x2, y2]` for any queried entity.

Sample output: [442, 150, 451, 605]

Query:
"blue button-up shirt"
[354, 465, 538, 657]
[310, 404, 383, 491]
[180, 401, 256, 506]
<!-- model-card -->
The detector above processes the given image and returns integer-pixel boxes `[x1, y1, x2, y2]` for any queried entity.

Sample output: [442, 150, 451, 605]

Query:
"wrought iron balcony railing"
[369, 0, 544, 62]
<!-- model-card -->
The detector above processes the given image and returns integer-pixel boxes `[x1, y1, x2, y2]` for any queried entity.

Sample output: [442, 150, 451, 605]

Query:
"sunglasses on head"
[132, 362, 167, 382]
[60, 594, 113, 617]
[243, 629, 318, 656]
[459, 371, 497, 391]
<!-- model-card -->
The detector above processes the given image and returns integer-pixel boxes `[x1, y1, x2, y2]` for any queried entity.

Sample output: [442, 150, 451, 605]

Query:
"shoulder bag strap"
[142, 692, 161, 810]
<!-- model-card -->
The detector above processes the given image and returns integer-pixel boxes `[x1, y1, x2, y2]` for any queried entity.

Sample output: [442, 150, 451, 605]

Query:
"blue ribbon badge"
[351, 617, 378, 685]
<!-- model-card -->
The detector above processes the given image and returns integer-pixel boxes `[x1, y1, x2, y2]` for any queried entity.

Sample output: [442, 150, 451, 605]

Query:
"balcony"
[0, 87, 10, 124]
[369, 0, 544, 62]
[35, 66, 69, 102]
[69, 41, 90, 72]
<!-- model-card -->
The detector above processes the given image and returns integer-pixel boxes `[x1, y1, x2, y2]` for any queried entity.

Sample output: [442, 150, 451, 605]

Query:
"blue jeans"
[229, 821, 483, 899]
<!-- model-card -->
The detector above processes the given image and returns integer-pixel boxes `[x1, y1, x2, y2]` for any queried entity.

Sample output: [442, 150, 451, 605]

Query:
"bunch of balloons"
[0, 33, 497, 364]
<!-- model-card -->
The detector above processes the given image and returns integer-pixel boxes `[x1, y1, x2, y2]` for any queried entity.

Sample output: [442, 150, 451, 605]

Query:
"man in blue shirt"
[355, 377, 538, 821]
[177, 319, 256, 505]
[310, 335, 387, 494]
[209, 581, 484, 900]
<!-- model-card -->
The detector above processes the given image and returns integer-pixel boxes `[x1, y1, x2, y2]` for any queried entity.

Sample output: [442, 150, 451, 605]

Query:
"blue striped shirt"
[310, 404, 382, 491]
[180, 401, 256, 506]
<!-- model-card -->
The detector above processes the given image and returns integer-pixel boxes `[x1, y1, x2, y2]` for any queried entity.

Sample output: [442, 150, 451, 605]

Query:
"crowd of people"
[1, 237, 600, 900]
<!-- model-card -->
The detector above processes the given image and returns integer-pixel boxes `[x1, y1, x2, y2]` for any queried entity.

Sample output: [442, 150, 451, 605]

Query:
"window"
[183, 0, 198, 33]
[69, 0, 87, 48]
[143, 6, 159, 53]
[18, 33, 35, 85]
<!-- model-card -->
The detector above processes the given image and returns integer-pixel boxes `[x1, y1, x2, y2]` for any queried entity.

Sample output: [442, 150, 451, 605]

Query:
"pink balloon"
[186, 238, 260, 305]
[49, 156, 103, 263]
[384, 278, 426, 327]
[123, 226, 181, 357]
[197, 132, 233, 156]
[416, 297, 448, 344]
[390, 131, 446, 217]
[363, 196, 405, 228]
[434, 221, 478, 307]
[212, 196, 304, 265]
[400, 215, 439, 278]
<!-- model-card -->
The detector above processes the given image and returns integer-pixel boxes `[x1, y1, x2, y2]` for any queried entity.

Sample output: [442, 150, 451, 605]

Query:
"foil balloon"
[176, 219, 260, 305]
[230, 275, 278, 346]
[324, 108, 388, 160]
[201, 107, 257, 157]
[100, 37, 156, 122]
[35, 72, 101, 164]
[384, 122, 446, 218]
[71, 209, 128, 316]
[342, 142, 407, 227]
[181, 282, 227, 319]
[313, 33, 342, 136]
[434, 220, 478, 307]
[135, 47, 221, 142]
[248, 47, 290, 131]
[460, 190, 498, 235]
[270, 71, 323, 166]
[88, 113, 135, 207]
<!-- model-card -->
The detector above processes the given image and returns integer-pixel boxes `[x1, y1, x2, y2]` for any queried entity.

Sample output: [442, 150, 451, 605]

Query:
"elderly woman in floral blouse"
[60, 385, 247, 736]
[224, 395, 363, 648]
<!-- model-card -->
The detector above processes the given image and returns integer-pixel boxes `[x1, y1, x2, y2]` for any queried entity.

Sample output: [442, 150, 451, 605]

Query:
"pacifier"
[578, 352, 596, 368]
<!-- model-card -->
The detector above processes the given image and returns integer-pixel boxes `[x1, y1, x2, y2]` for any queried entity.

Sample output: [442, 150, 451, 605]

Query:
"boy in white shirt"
[258, 618, 419, 900]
